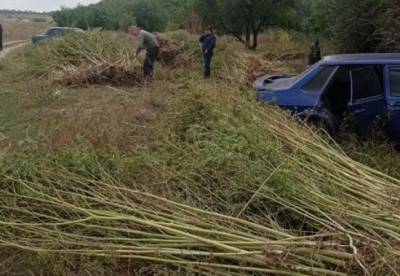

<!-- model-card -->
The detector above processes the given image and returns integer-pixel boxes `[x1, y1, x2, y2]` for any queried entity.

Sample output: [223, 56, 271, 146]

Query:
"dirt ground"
[0, 42, 28, 59]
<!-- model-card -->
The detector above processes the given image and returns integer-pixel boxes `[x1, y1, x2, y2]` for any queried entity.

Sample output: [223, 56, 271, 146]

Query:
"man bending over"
[129, 26, 160, 79]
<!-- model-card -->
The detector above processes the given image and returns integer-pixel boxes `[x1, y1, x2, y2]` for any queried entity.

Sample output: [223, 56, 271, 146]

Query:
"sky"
[0, 0, 101, 12]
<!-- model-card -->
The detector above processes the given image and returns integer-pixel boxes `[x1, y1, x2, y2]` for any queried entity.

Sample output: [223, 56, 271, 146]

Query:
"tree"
[377, 0, 400, 52]
[133, 0, 168, 32]
[87, 7, 112, 29]
[162, 0, 195, 30]
[329, 0, 383, 53]
[305, 0, 384, 53]
[194, 0, 297, 49]
[53, 7, 70, 27]
[302, 0, 329, 35]
[53, 0, 169, 31]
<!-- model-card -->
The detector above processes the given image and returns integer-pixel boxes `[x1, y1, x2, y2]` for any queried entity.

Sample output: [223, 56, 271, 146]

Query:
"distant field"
[0, 17, 53, 42]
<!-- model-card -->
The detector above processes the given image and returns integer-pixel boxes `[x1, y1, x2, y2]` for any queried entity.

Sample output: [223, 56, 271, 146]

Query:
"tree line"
[53, 0, 400, 52]
[52, 0, 190, 32]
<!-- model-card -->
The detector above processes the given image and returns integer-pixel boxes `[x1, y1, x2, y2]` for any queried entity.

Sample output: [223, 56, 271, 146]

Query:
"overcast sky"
[0, 0, 101, 12]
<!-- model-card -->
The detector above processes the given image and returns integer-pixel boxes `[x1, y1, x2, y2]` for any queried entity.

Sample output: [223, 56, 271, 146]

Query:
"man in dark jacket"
[0, 24, 3, 52]
[308, 39, 321, 65]
[199, 29, 217, 78]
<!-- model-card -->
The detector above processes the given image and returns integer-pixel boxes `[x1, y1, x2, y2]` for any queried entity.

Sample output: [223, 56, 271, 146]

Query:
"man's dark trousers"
[203, 51, 213, 78]
[144, 46, 159, 78]
[0, 24, 3, 51]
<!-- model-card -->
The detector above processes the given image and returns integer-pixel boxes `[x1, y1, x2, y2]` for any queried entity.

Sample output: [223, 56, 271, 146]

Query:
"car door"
[385, 66, 400, 139]
[48, 29, 63, 39]
[348, 66, 386, 134]
[64, 28, 74, 36]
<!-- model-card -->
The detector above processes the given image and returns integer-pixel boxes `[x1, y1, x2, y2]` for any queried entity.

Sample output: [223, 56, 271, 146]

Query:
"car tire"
[307, 109, 339, 135]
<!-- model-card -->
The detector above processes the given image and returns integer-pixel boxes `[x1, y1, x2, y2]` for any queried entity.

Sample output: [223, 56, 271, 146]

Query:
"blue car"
[254, 54, 400, 139]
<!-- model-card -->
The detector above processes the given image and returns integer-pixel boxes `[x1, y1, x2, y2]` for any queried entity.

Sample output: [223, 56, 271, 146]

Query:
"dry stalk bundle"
[147, 85, 400, 274]
[0, 86, 396, 274]
[0, 173, 356, 275]
[35, 30, 142, 86]
[156, 34, 184, 66]
[156, 31, 199, 68]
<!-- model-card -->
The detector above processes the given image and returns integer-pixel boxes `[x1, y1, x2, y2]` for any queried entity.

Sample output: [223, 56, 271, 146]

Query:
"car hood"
[32, 35, 49, 41]
[32, 35, 50, 44]
[269, 77, 296, 90]
[253, 75, 296, 91]
[32, 34, 48, 38]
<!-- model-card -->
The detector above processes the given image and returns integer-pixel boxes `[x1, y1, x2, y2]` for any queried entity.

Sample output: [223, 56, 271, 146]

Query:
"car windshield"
[291, 61, 322, 84]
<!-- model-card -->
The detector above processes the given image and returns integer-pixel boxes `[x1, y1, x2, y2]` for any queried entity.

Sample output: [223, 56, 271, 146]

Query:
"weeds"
[2, 82, 400, 274]
[2, 29, 400, 275]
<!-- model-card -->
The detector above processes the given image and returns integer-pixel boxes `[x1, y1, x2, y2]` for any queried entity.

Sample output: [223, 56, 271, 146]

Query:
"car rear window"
[301, 66, 336, 94]
[351, 67, 383, 101]
[390, 68, 400, 97]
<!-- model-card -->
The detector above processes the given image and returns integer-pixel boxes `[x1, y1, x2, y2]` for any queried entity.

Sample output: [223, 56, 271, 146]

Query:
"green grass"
[0, 52, 44, 148]
[2, 81, 400, 274]
[2, 30, 400, 275]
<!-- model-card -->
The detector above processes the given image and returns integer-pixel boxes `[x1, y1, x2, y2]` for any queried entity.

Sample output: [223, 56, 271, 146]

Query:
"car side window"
[48, 29, 63, 37]
[351, 67, 383, 101]
[301, 66, 336, 94]
[390, 68, 400, 97]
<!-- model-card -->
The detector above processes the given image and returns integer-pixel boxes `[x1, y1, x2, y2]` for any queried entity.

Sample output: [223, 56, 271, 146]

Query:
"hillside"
[0, 10, 48, 19]
[1, 29, 400, 275]
[2, 0, 400, 274]
[0, 14, 53, 41]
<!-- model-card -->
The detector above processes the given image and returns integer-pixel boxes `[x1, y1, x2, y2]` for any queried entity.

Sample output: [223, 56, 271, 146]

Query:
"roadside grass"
[2, 29, 400, 274]
[0, 50, 46, 152]
[0, 38, 185, 274]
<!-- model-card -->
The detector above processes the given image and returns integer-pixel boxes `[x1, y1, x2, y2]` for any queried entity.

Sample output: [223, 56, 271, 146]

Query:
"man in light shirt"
[129, 26, 160, 79]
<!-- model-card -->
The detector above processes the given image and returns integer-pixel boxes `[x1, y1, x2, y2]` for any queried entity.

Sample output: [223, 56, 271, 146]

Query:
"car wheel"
[307, 117, 329, 131]
[307, 109, 339, 135]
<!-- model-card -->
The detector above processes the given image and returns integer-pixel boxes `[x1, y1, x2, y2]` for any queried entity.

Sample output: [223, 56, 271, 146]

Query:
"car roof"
[48, 27, 81, 30]
[321, 53, 400, 65]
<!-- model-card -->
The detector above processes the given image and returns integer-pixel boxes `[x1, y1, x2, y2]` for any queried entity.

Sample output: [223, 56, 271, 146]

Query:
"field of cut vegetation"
[1, 27, 400, 275]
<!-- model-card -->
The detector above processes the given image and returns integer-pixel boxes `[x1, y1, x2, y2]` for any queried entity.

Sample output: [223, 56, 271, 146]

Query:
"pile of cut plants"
[24, 30, 142, 86]
[2, 22, 400, 275]
[1, 80, 400, 275]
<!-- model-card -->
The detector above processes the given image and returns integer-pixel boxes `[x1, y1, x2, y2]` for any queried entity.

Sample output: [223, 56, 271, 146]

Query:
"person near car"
[128, 26, 160, 79]
[308, 39, 321, 65]
[199, 29, 217, 78]
[0, 24, 3, 51]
